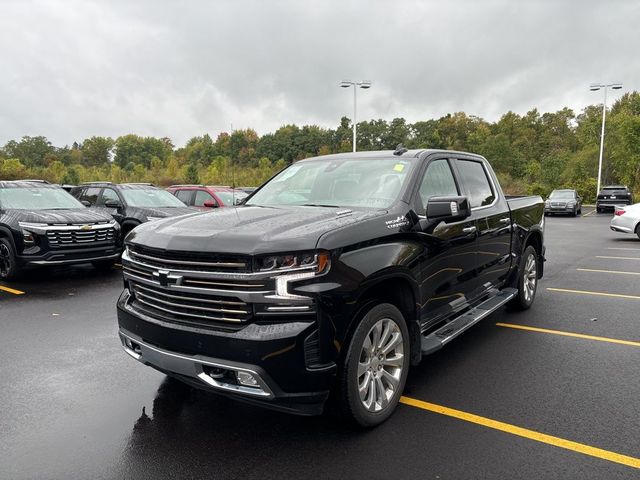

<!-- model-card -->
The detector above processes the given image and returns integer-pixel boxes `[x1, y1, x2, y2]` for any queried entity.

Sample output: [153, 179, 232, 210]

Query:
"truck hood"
[3, 208, 113, 226]
[127, 205, 385, 254]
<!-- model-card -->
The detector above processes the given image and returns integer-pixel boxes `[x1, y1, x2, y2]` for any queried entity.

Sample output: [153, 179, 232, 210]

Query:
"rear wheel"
[0, 238, 20, 281]
[636, 224, 640, 240]
[339, 303, 409, 427]
[508, 245, 538, 311]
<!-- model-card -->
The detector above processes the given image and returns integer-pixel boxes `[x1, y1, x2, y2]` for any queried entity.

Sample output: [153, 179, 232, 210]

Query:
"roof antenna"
[394, 144, 408, 156]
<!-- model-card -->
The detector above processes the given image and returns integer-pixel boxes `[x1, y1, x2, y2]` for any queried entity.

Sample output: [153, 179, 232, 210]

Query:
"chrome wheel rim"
[523, 253, 537, 302]
[357, 318, 404, 412]
[0, 243, 11, 277]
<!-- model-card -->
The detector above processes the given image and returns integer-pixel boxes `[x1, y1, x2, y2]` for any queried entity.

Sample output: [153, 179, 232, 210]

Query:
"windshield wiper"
[302, 203, 340, 208]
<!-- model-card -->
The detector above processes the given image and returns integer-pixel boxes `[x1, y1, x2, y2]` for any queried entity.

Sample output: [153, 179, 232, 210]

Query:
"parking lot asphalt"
[1, 210, 639, 479]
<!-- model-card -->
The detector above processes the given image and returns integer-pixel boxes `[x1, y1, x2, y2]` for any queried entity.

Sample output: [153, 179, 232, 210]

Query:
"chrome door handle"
[499, 218, 511, 224]
[462, 226, 477, 234]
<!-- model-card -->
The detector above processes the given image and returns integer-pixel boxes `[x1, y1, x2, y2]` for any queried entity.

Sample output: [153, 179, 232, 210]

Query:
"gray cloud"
[0, 0, 637, 147]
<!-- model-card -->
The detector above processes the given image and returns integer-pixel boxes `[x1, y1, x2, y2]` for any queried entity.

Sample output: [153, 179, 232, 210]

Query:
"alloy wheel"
[0, 242, 11, 277]
[523, 253, 537, 302]
[357, 318, 405, 412]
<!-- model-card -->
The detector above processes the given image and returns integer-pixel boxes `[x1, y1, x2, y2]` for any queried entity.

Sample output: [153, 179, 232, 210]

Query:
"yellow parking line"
[495, 322, 640, 347]
[0, 285, 25, 295]
[577, 268, 640, 276]
[400, 396, 640, 470]
[596, 256, 640, 261]
[582, 209, 597, 217]
[547, 287, 640, 300]
[608, 247, 640, 251]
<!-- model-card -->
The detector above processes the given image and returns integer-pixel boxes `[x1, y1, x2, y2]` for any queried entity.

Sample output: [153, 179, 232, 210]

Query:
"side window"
[194, 190, 217, 207]
[81, 187, 101, 206]
[418, 159, 458, 209]
[100, 188, 120, 205]
[455, 160, 495, 208]
[175, 189, 193, 205]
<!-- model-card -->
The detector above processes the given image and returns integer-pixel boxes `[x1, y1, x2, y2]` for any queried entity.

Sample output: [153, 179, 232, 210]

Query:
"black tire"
[92, 259, 116, 271]
[596, 206, 602, 213]
[0, 238, 20, 281]
[636, 224, 640, 241]
[339, 303, 410, 427]
[508, 245, 539, 311]
[571, 207, 577, 217]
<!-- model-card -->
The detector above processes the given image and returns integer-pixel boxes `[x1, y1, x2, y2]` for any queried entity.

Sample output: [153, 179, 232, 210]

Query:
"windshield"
[549, 191, 575, 200]
[246, 157, 416, 208]
[121, 189, 187, 208]
[0, 186, 84, 209]
[216, 190, 248, 205]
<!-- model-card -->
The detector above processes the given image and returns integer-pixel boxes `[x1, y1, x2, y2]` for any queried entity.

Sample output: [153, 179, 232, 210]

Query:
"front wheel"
[636, 224, 640, 240]
[339, 303, 410, 427]
[0, 238, 20, 280]
[508, 245, 539, 311]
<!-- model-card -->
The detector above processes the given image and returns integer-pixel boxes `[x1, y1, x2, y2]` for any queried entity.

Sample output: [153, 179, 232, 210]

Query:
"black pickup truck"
[117, 148, 545, 426]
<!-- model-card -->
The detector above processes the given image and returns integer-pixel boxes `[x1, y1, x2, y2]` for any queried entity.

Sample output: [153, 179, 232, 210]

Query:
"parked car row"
[0, 180, 256, 279]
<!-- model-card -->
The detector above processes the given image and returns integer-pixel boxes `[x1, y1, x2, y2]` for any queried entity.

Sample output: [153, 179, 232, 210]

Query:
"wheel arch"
[345, 273, 421, 366]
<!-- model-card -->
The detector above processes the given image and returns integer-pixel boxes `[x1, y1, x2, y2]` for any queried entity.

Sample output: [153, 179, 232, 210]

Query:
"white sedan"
[610, 202, 640, 239]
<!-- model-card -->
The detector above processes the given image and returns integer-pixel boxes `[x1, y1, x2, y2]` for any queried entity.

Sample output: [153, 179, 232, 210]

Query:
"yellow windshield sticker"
[393, 163, 405, 172]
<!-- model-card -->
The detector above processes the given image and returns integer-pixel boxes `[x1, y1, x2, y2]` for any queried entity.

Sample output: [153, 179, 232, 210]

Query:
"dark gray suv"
[544, 189, 582, 216]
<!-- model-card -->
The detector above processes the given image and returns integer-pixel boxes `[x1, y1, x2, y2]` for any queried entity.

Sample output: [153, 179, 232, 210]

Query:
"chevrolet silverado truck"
[117, 147, 545, 426]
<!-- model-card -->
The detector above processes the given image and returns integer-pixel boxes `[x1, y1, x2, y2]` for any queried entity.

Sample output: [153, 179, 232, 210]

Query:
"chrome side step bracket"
[421, 288, 517, 355]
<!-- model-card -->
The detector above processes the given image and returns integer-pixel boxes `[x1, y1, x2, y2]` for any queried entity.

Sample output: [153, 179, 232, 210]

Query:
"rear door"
[454, 157, 512, 293]
[414, 157, 479, 327]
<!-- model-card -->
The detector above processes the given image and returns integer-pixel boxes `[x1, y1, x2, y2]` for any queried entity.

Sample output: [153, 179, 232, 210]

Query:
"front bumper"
[117, 290, 335, 415]
[18, 245, 120, 266]
[544, 205, 576, 214]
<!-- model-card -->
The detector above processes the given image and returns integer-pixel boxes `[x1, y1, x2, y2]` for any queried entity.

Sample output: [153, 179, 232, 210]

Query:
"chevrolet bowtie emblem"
[152, 269, 182, 287]
[79, 224, 92, 231]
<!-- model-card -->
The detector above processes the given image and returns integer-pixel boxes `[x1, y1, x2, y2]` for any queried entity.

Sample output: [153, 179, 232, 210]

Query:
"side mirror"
[203, 200, 218, 208]
[81, 200, 91, 207]
[426, 196, 471, 224]
[105, 200, 122, 209]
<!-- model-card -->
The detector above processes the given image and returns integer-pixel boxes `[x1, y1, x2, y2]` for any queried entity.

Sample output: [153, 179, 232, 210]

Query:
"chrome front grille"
[122, 247, 272, 328]
[47, 226, 117, 248]
[130, 282, 250, 325]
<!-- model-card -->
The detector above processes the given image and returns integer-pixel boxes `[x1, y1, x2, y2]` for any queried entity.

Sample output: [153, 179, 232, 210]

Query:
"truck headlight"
[258, 251, 331, 300]
[257, 251, 330, 273]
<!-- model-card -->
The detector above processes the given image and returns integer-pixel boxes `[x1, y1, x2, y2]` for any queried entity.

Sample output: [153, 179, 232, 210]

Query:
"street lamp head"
[339, 81, 353, 88]
[611, 83, 623, 90]
[589, 84, 602, 91]
[359, 81, 372, 89]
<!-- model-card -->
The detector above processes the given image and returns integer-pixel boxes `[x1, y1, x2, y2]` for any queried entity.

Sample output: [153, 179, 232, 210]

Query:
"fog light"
[236, 371, 259, 387]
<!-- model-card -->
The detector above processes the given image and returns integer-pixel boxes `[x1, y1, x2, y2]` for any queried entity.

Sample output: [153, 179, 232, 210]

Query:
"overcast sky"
[0, 0, 637, 147]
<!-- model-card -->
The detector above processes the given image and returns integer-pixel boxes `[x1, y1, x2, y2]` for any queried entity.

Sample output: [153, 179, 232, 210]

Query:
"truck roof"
[299, 149, 484, 162]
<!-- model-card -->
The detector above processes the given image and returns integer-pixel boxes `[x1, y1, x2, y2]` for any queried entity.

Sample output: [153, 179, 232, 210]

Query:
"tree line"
[1, 92, 639, 202]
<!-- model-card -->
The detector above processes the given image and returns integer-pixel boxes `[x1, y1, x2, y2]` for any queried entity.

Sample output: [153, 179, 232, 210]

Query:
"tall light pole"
[339, 80, 372, 152]
[590, 82, 623, 194]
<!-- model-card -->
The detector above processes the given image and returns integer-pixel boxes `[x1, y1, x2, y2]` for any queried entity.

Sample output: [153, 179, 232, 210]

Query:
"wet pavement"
[1, 210, 639, 479]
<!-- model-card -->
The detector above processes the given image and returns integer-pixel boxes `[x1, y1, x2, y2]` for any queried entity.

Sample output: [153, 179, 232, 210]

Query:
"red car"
[167, 185, 248, 210]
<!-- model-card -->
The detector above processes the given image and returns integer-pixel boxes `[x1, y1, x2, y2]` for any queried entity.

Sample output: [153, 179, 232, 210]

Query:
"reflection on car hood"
[2, 208, 113, 226]
[135, 207, 199, 218]
[127, 205, 385, 254]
